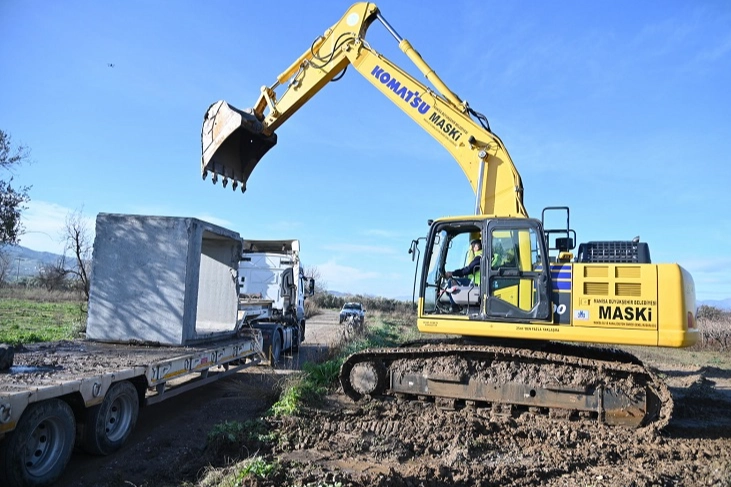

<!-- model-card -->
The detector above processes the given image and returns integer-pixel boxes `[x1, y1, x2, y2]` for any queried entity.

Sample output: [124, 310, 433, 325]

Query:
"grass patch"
[268, 314, 415, 417]
[0, 298, 86, 345]
[627, 345, 731, 369]
[196, 455, 280, 487]
[236, 456, 278, 480]
[208, 418, 278, 447]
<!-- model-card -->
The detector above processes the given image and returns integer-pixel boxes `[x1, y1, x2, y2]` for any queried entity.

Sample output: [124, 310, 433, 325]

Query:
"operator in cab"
[445, 238, 483, 286]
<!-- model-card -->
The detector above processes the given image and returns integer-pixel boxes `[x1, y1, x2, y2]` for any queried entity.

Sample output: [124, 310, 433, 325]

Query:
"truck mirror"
[308, 278, 315, 295]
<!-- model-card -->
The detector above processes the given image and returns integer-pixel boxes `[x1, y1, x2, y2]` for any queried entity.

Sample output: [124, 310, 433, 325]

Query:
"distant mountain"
[698, 298, 731, 311]
[0, 244, 62, 280]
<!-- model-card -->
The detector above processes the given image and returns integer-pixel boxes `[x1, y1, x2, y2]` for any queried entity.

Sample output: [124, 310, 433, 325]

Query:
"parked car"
[339, 302, 365, 323]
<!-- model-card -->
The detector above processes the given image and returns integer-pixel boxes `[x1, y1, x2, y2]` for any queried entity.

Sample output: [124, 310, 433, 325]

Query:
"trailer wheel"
[270, 332, 282, 366]
[82, 381, 139, 456]
[0, 399, 75, 487]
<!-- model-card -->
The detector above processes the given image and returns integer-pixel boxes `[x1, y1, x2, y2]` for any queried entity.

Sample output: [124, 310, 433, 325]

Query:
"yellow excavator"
[200, 3, 697, 428]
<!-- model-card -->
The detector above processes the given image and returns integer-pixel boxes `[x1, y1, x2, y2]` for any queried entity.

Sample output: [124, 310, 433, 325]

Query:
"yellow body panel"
[417, 257, 697, 348]
[418, 311, 661, 346]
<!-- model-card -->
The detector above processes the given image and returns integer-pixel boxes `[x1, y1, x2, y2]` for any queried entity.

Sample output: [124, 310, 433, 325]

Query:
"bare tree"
[0, 130, 31, 245]
[0, 249, 11, 286]
[62, 209, 92, 300]
[303, 265, 326, 294]
[37, 259, 70, 291]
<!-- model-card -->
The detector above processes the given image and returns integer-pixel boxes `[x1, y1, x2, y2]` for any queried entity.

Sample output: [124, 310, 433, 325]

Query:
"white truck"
[0, 214, 266, 487]
[237, 239, 314, 365]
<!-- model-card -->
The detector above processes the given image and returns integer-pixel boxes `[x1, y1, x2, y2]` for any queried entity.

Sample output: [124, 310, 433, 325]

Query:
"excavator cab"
[420, 216, 552, 326]
[201, 101, 277, 192]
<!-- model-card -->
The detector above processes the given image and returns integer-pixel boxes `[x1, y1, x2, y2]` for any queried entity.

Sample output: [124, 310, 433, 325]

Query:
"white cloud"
[318, 260, 381, 284]
[361, 228, 403, 239]
[683, 257, 731, 300]
[321, 243, 397, 255]
[19, 200, 95, 254]
[264, 220, 304, 233]
[191, 213, 234, 229]
[316, 259, 410, 298]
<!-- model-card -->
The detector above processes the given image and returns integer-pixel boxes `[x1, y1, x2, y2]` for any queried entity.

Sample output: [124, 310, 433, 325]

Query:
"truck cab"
[238, 239, 315, 364]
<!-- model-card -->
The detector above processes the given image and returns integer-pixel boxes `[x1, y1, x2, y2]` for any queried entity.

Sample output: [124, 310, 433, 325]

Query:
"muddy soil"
[55, 313, 731, 487]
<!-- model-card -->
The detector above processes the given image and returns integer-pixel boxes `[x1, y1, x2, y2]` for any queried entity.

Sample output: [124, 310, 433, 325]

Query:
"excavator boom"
[201, 2, 526, 217]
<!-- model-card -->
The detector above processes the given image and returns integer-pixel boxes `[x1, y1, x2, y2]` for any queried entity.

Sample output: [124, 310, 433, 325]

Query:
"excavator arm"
[201, 2, 527, 217]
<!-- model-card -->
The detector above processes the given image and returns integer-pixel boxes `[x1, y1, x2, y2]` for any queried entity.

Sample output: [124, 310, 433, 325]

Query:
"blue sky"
[1, 1, 730, 300]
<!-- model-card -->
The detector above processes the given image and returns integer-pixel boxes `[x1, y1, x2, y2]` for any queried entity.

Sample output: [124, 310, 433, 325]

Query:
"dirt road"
[55, 310, 344, 487]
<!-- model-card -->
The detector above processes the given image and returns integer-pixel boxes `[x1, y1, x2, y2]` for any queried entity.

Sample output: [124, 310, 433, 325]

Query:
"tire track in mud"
[253, 374, 731, 487]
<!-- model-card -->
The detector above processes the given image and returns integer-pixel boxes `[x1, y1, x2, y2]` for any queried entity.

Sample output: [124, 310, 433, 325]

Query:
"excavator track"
[339, 340, 672, 429]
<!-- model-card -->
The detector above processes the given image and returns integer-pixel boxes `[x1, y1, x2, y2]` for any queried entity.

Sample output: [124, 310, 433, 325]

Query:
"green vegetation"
[310, 291, 415, 314]
[268, 313, 416, 417]
[0, 297, 86, 345]
[208, 418, 278, 446]
[202, 312, 417, 486]
[234, 456, 278, 480]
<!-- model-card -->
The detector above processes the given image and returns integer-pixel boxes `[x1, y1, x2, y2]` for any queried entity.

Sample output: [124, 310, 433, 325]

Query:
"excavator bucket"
[201, 100, 277, 192]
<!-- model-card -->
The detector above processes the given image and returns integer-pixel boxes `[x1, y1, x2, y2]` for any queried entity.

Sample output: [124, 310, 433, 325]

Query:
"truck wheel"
[292, 320, 305, 352]
[270, 332, 282, 366]
[82, 381, 139, 456]
[0, 399, 75, 487]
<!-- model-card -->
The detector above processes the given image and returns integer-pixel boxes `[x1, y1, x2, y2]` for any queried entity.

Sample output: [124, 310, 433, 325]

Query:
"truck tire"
[292, 320, 305, 352]
[82, 381, 139, 456]
[0, 399, 75, 487]
[270, 332, 282, 366]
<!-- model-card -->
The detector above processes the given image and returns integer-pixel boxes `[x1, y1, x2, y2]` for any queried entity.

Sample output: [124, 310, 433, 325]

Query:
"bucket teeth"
[201, 101, 277, 194]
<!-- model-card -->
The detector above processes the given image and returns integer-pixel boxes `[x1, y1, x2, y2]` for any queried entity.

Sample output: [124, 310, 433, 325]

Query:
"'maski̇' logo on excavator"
[428, 111, 462, 142]
[599, 306, 653, 322]
[371, 66, 430, 115]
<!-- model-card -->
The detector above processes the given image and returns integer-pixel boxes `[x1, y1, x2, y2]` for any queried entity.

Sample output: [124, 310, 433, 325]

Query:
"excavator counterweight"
[201, 101, 277, 192]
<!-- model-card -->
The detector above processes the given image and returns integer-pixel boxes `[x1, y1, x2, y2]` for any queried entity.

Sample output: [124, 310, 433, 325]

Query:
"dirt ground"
[53, 310, 343, 487]
[54, 312, 731, 487]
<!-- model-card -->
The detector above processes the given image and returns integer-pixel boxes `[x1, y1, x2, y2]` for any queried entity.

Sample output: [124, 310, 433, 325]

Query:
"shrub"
[697, 305, 726, 321]
[310, 291, 416, 315]
[696, 316, 731, 351]
[304, 299, 321, 319]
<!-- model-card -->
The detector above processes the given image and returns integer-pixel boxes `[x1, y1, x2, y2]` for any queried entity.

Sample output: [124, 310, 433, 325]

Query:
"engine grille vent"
[584, 282, 609, 295]
[616, 282, 642, 296]
[577, 241, 651, 264]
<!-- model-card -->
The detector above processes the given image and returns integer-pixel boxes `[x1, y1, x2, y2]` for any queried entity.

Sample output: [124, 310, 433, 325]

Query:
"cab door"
[484, 219, 551, 321]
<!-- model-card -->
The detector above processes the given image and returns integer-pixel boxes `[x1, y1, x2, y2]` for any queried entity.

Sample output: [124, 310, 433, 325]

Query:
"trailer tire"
[270, 332, 282, 366]
[0, 399, 75, 487]
[82, 381, 139, 456]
